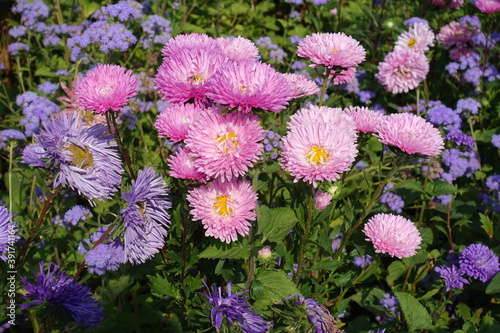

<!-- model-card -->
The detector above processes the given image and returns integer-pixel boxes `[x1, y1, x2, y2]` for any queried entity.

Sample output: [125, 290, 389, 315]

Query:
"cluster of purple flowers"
[78, 226, 125, 275]
[376, 294, 400, 324]
[379, 183, 405, 213]
[16, 91, 59, 136]
[255, 36, 288, 64]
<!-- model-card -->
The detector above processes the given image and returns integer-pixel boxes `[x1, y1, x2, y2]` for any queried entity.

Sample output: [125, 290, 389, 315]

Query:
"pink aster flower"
[395, 23, 435, 53]
[58, 82, 107, 128]
[330, 67, 357, 85]
[430, 0, 464, 9]
[343, 106, 384, 133]
[283, 73, 320, 99]
[436, 21, 479, 49]
[205, 60, 292, 113]
[280, 122, 358, 187]
[155, 48, 229, 105]
[185, 109, 264, 181]
[472, 0, 500, 13]
[296, 32, 366, 70]
[375, 113, 444, 156]
[375, 48, 429, 94]
[187, 178, 257, 243]
[154, 103, 203, 142]
[167, 147, 208, 183]
[75, 64, 138, 114]
[363, 213, 422, 259]
[216, 36, 260, 62]
[314, 189, 333, 210]
[160, 33, 220, 57]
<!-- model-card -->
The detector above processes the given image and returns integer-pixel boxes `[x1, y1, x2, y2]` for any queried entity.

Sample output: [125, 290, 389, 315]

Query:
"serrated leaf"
[485, 272, 500, 294]
[257, 206, 298, 243]
[479, 213, 494, 238]
[199, 242, 250, 259]
[395, 291, 433, 331]
[399, 180, 425, 193]
[148, 275, 180, 299]
[417, 288, 440, 301]
[426, 180, 457, 197]
[254, 270, 299, 302]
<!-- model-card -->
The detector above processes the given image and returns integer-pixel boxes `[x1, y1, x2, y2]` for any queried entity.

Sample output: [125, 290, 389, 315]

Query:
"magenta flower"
[167, 147, 208, 183]
[185, 109, 264, 181]
[216, 36, 260, 62]
[395, 23, 435, 53]
[376, 48, 429, 94]
[205, 60, 292, 113]
[343, 106, 384, 133]
[297, 32, 366, 69]
[330, 67, 357, 85]
[154, 103, 203, 142]
[375, 113, 444, 156]
[75, 64, 138, 114]
[283, 73, 320, 99]
[471, 0, 500, 13]
[187, 178, 257, 243]
[436, 21, 479, 49]
[160, 33, 220, 57]
[363, 213, 422, 259]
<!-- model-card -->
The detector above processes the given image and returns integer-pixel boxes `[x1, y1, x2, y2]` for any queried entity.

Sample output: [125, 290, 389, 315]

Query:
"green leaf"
[399, 179, 425, 193]
[395, 291, 433, 331]
[308, 259, 342, 271]
[485, 272, 500, 294]
[199, 242, 250, 259]
[426, 180, 457, 197]
[417, 288, 440, 301]
[254, 270, 300, 302]
[148, 274, 180, 299]
[479, 213, 494, 238]
[386, 261, 406, 286]
[257, 206, 298, 243]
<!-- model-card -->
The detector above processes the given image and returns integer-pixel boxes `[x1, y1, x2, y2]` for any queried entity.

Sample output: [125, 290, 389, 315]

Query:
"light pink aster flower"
[472, 0, 500, 13]
[185, 109, 264, 181]
[395, 23, 435, 53]
[280, 122, 358, 187]
[75, 64, 138, 114]
[343, 106, 384, 133]
[155, 48, 229, 105]
[331, 67, 357, 85]
[430, 0, 464, 9]
[187, 178, 257, 243]
[363, 213, 422, 259]
[216, 36, 260, 62]
[283, 73, 320, 99]
[436, 21, 479, 49]
[167, 147, 208, 183]
[375, 48, 429, 94]
[375, 113, 444, 156]
[154, 103, 203, 142]
[314, 189, 333, 210]
[296, 32, 366, 70]
[205, 60, 292, 113]
[160, 33, 220, 57]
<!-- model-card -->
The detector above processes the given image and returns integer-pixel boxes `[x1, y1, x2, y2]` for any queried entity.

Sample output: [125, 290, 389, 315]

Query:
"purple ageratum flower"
[456, 97, 481, 115]
[140, 15, 172, 49]
[353, 254, 373, 268]
[255, 36, 278, 50]
[377, 294, 400, 323]
[441, 148, 480, 182]
[459, 244, 500, 282]
[0, 206, 16, 261]
[200, 281, 272, 332]
[21, 262, 104, 328]
[434, 264, 469, 291]
[486, 174, 500, 191]
[78, 227, 125, 275]
[269, 47, 288, 64]
[426, 104, 462, 129]
[102, 0, 143, 21]
[11, 0, 49, 26]
[492, 134, 500, 148]
[380, 183, 405, 213]
[288, 294, 340, 333]
[16, 91, 59, 136]
[7, 42, 30, 55]
[121, 167, 171, 265]
[9, 25, 27, 38]
[404, 17, 429, 26]
[0, 129, 26, 149]
[38, 81, 59, 95]
[63, 205, 92, 228]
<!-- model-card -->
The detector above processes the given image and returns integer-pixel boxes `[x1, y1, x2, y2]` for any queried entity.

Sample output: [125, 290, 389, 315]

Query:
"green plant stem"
[245, 170, 261, 290]
[417, 157, 434, 228]
[106, 111, 136, 180]
[318, 68, 331, 106]
[401, 266, 413, 292]
[15, 57, 26, 93]
[294, 195, 314, 285]
[446, 199, 454, 251]
[336, 0, 343, 32]
[334, 257, 378, 308]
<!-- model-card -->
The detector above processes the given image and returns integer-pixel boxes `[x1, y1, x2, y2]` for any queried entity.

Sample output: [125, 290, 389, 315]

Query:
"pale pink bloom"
[363, 213, 422, 259]
[283, 73, 320, 99]
[154, 103, 203, 142]
[185, 109, 264, 181]
[472, 0, 500, 13]
[430, 0, 464, 9]
[343, 106, 384, 133]
[449, 47, 475, 62]
[297, 32, 366, 69]
[216, 36, 260, 62]
[155, 48, 229, 105]
[375, 49, 429, 94]
[280, 122, 358, 187]
[330, 67, 357, 85]
[58, 82, 106, 128]
[314, 189, 333, 210]
[187, 178, 257, 243]
[395, 23, 435, 53]
[75, 64, 138, 114]
[205, 60, 292, 113]
[167, 147, 208, 183]
[257, 246, 272, 259]
[436, 21, 479, 49]
[161, 33, 220, 57]
[375, 113, 444, 156]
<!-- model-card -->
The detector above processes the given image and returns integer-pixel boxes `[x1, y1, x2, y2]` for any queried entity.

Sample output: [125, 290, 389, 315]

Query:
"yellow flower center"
[408, 38, 417, 48]
[306, 146, 329, 166]
[190, 74, 204, 85]
[137, 201, 146, 219]
[215, 131, 239, 153]
[240, 85, 247, 95]
[65, 143, 94, 170]
[214, 195, 233, 216]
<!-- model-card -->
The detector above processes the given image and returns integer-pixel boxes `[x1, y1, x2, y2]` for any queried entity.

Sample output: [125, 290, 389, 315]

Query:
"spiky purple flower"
[459, 244, 500, 282]
[435, 264, 469, 291]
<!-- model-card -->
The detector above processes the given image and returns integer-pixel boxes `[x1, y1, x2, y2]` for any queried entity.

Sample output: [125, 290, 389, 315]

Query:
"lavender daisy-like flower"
[459, 244, 500, 282]
[185, 109, 264, 181]
[205, 60, 292, 113]
[154, 103, 203, 142]
[216, 36, 260, 62]
[0, 206, 15, 261]
[343, 105, 384, 134]
[363, 213, 422, 259]
[434, 264, 469, 291]
[395, 23, 435, 53]
[21, 262, 104, 328]
[376, 49, 429, 94]
[121, 167, 171, 265]
[375, 113, 444, 156]
[283, 73, 320, 99]
[199, 281, 272, 332]
[33, 112, 124, 204]
[187, 178, 257, 243]
[288, 294, 341, 333]
[75, 64, 138, 114]
[297, 32, 366, 70]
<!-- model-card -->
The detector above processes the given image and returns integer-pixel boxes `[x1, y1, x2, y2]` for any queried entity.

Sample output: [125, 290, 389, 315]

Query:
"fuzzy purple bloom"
[0, 129, 26, 149]
[63, 205, 91, 228]
[435, 264, 469, 291]
[459, 244, 500, 282]
[353, 255, 373, 268]
[16, 91, 60, 136]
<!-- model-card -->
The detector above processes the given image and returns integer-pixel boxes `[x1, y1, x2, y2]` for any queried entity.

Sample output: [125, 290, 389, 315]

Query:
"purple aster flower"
[287, 294, 341, 333]
[21, 143, 49, 167]
[38, 81, 59, 95]
[459, 244, 500, 282]
[492, 134, 500, 148]
[0, 129, 26, 149]
[200, 281, 272, 332]
[456, 97, 481, 115]
[0, 206, 16, 261]
[435, 264, 469, 291]
[21, 262, 104, 328]
[380, 184, 405, 213]
[120, 167, 171, 265]
[16, 91, 59, 136]
[353, 254, 373, 268]
[63, 205, 92, 228]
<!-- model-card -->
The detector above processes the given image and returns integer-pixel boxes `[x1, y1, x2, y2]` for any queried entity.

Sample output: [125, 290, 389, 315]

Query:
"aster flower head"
[154, 103, 203, 142]
[375, 48, 429, 94]
[472, 0, 500, 13]
[436, 21, 479, 49]
[216, 36, 260, 62]
[297, 32, 366, 70]
[314, 189, 333, 210]
[363, 213, 422, 259]
[167, 146, 209, 183]
[435, 264, 469, 291]
[121, 167, 171, 265]
[283, 73, 320, 99]
[395, 23, 435, 53]
[185, 109, 264, 181]
[21, 262, 103, 328]
[187, 178, 257, 243]
[459, 243, 500, 282]
[75, 64, 138, 114]
[343, 105, 384, 134]
[160, 33, 220, 57]
[205, 60, 292, 113]
[287, 294, 341, 333]
[375, 113, 445, 156]
[0, 206, 16, 261]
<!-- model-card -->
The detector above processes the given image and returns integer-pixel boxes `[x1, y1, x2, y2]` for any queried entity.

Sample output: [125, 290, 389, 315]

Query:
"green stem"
[244, 170, 261, 290]
[294, 195, 314, 285]
[334, 256, 378, 308]
[318, 68, 331, 106]
[14, 57, 26, 93]
[106, 111, 136, 180]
